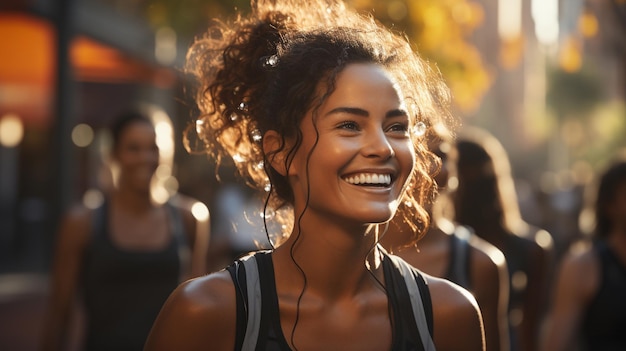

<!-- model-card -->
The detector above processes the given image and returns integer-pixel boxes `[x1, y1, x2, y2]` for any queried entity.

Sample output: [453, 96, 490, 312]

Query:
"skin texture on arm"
[428, 275, 486, 351]
[40, 205, 91, 351]
[539, 245, 597, 351]
[144, 270, 237, 351]
[469, 237, 510, 351]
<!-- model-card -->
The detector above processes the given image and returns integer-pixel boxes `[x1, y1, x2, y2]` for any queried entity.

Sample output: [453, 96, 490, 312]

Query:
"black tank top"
[444, 226, 472, 290]
[581, 240, 626, 350]
[226, 251, 434, 351]
[81, 201, 188, 351]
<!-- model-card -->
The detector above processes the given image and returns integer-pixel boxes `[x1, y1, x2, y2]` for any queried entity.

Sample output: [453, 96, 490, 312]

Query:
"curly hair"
[184, 0, 455, 246]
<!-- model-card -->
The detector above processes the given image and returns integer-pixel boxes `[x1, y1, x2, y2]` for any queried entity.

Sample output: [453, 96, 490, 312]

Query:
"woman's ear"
[263, 130, 289, 176]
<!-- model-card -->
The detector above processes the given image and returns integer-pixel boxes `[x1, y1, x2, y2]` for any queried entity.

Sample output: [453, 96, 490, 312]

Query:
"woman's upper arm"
[145, 270, 237, 351]
[41, 206, 91, 351]
[429, 276, 486, 351]
[539, 249, 597, 351]
[471, 247, 509, 351]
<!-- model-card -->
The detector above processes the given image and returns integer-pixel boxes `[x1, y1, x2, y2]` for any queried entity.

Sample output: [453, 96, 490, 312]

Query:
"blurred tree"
[142, 0, 251, 40]
[548, 0, 626, 169]
[346, 0, 492, 114]
[545, 63, 626, 169]
[97, 0, 251, 50]
[584, 0, 626, 98]
[119, 0, 491, 115]
[546, 66, 603, 120]
[607, 0, 626, 98]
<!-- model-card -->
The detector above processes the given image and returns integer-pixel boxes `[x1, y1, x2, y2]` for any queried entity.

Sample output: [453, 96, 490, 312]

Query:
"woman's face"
[286, 63, 415, 226]
[113, 121, 159, 192]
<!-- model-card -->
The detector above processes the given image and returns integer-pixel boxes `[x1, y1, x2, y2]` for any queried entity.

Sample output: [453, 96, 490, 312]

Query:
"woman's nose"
[363, 128, 394, 159]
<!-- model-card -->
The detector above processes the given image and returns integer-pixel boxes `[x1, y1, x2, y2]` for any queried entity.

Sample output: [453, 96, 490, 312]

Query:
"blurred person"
[383, 129, 510, 351]
[540, 159, 626, 351]
[208, 182, 272, 271]
[144, 0, 486, 350]
[453, 127, 554, 351]
[41, 108, 210, 351]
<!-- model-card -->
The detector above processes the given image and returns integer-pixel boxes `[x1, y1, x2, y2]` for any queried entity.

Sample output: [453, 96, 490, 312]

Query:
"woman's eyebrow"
[325, 107, 408, 118]
[386, 109, 408, 118]
[326, 107, 369, 117]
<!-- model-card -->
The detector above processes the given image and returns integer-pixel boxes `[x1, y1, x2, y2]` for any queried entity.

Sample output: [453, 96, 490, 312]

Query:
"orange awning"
[0, 12, 175, 126]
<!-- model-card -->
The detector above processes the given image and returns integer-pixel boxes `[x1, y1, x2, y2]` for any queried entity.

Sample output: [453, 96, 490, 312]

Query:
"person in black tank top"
[453, 127, 554, 351]
[144, 1, 485, 350]
[541, 160, 626, 351]
[383, 133, 510, 351]
[41, 110, 210, 351]
[225, 251, 435, 351]
[80, 199, 186, 351]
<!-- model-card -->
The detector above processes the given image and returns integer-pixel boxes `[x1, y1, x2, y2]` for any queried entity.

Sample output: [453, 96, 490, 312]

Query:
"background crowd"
[1, 0, 626, 350]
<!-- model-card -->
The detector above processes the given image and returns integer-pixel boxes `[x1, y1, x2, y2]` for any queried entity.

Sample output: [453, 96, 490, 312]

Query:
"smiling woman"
[274, 63, 416, 227]
[144, 1, 485, 350]
[41, 109, 210, 351]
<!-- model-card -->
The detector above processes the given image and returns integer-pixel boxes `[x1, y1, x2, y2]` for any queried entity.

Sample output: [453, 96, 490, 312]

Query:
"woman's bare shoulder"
[424, 274, 485, 351]
[468, 235, 507, 270]
[56, 203, 94, 248]
[558, 240, 599, 289]
[425, 273, 480, 313]
[175, 270, 235, 309]
[61, 203, 93, 228]
[145, 270, 238, 351]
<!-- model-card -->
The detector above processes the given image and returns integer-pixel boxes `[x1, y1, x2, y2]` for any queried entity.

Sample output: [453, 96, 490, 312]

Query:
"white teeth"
[344, 173, 392, 186]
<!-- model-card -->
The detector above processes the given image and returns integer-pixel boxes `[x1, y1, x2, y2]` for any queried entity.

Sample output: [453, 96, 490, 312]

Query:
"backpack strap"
[387, 254, 436, 351]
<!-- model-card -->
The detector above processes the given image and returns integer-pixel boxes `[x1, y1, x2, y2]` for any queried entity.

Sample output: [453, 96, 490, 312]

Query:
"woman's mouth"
[343, 173, 392, 187]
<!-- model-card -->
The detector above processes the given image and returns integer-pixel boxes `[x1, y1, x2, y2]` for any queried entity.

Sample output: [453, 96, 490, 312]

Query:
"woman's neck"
[110, 187, 155, 213]
[272, 220, 383, 300]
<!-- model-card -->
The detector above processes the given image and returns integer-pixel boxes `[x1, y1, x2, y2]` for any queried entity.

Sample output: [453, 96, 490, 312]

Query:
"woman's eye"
[337, 121, 359, 131]
[387, 123, 409, 133]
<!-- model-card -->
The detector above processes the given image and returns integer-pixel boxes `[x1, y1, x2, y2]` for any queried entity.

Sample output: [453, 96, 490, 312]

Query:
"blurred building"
[0, 0, 195, 273]
[466, 0, 626, 255]
[0, 2, 226, 349]
[467, 0, 625, 174]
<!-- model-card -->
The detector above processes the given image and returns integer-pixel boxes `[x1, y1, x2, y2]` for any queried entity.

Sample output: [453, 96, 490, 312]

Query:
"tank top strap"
[385, 253, 436, 351]
[227, 251, 267, 351]
[228, 251, 437, 351]
[165, 201, 191, 279]
[447, 225, 472, 290]
[165, 201, 186, 244]
[90, 199, 109, 243]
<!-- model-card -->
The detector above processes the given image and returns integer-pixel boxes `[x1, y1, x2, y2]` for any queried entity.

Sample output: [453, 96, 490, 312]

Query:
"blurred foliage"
[346, 0, 491, 114]
[546, 65, 604, 119]
[110, 0, 491, 115]
[566, 101, 626, 169]
[545, 62, 626, 170]
[143, 0, 251, 40]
